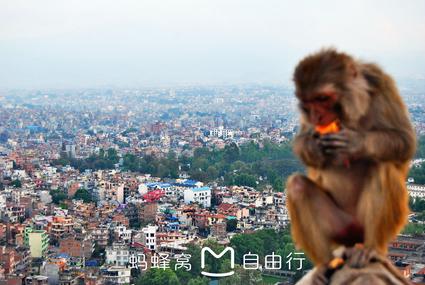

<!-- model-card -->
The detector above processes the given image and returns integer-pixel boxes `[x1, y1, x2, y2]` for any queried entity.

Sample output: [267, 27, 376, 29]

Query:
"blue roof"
[191, 186, 210, 192]
[173, 179, 200, 187]
[146, 182, 171, 188]
[166, 216, 179, 221]
[55, 253, 70, 259]
[85, 260, 99, 267]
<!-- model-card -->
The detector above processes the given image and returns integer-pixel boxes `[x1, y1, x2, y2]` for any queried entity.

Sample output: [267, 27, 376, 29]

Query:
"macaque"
[287, 49, 416, 265]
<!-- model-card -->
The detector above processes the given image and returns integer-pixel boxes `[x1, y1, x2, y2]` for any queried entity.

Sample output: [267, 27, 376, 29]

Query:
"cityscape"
[1, 0, 425, 284]
[0, 84, 424, 285]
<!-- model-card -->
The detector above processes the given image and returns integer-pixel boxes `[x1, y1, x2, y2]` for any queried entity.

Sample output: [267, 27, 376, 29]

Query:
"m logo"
[201, 247, 235, 277]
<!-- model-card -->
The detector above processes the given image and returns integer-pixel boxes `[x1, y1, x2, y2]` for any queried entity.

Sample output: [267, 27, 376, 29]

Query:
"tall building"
[105, 243, 129, 266]
[61, 143, 76, 158]
[92, 225, 109, 248]
[24, 228, 49, 258]
[141, 225, 157, 251]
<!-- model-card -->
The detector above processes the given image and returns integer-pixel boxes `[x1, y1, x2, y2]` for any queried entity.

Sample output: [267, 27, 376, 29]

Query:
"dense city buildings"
[0, 85, 424, 284]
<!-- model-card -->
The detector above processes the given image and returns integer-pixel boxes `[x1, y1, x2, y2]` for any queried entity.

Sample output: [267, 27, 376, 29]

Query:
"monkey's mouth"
[315, 113, 338, 127]
[315, 120, 340, 135]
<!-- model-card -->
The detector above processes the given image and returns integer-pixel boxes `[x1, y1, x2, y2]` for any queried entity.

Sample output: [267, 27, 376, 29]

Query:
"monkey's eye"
[316, 96, 329, 102]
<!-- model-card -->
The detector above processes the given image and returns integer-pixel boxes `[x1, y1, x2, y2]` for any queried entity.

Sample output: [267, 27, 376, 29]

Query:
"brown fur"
[297, 247, 412, 285]
[287, 49, 416, 265]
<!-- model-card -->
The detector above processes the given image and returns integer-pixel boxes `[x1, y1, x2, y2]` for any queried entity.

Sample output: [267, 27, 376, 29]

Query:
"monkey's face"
[298, 84, 341, 127]
[294, 49, 371, 128]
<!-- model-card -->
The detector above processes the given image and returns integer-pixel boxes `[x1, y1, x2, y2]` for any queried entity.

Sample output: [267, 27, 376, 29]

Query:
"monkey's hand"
[293, 131, 327, 168]
[319, 129, 365, 160]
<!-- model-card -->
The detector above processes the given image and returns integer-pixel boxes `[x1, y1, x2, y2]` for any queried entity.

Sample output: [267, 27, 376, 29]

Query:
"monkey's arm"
[363, 129, 416, 162]
[320, 128, 415, 163]
[293, 130, 327, 168]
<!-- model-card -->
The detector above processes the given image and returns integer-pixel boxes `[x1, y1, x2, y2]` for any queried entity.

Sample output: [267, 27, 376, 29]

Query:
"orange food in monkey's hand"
[315, 120, 340, 135]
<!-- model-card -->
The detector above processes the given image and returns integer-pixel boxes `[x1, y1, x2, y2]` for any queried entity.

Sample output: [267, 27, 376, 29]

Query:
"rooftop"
[189, 186, 210, 192]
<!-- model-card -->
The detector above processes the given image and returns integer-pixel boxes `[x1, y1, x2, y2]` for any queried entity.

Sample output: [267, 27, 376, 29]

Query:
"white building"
[92, 187, 105, 202]
[65, 144, 76, 158]
[106, 243, 130, 266]
[407, 184, 425, 199]
[0, 195, 6, 209]
[114, 225, 132, 243]
[255, 195, 274, 207]
[39, 191, 52, 204]
[114, 185, 124, 204]
[183, 187, 211, 208]
[141, 225, 158, 251]
[210, 126, 234, 139]
[102, 266, 131, 285]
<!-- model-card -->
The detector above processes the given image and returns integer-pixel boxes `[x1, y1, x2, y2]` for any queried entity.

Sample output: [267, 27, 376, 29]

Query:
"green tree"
[73, 188, 92, 203]
[233, 173, 257, 188]
[293, 270, 305, 283]
[107, 148, 119, 161]
[416, 211, 425, 222]
[167, 151, 177, 160]
[273, 177, 284, 192]
[190, 170, 209, 182]
[403, 223, 425, 235]
[50, 189, 67, 204]
[224, 143, 240, 163]
[230, 234, 263, 263]
[206, 166, 219, 181]
[226, 219, 238, 232]
[202, 239, 228, 274]
[123, 153, 140, 172]
[219, 263, 242, 285]
[240, 141, 262, 162]
[192, 158, 209, 172]
[229, 229, 313, 273]
[187, 277, 209, 285]
[230, 161, 250, 173]
[238, 265, 263, 285]
[186, 244, 202, 277]
[409, 165, 425, 184]
[157, 164, 169, 178]
[410, 197, 425, 212]
[59, 203, 68, 209]
[11, 179, 22, 188]
[136, 268, 180, 285]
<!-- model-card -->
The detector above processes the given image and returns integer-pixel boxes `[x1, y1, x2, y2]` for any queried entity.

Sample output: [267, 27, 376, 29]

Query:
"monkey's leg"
[287, 174, 356, 265]
[357, 163, 409, 255]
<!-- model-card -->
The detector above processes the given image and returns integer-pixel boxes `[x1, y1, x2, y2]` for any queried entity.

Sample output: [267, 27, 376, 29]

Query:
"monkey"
[286, 49, 416, 266]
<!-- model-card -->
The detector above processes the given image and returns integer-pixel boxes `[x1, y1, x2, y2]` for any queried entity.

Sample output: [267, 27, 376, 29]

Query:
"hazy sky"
[1, 0, 424, 88]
